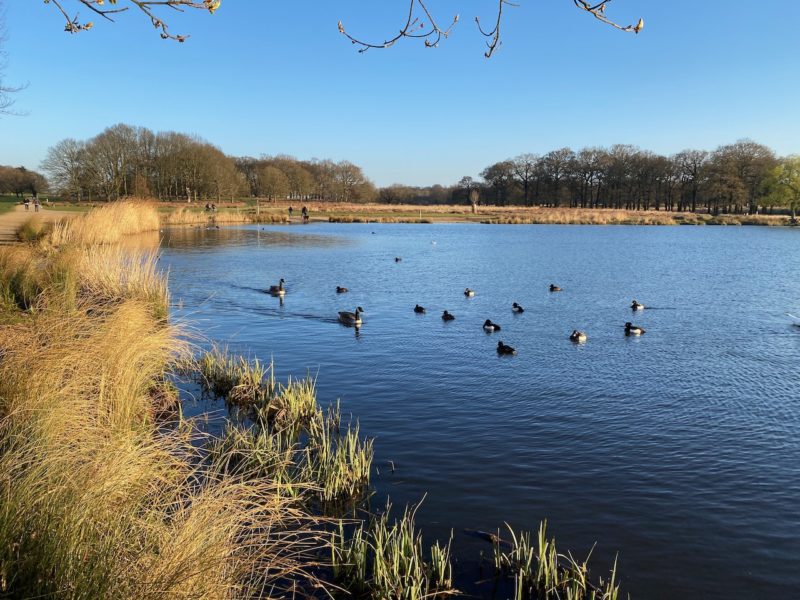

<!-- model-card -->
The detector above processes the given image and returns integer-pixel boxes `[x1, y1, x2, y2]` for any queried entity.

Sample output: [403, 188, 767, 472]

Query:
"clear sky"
[1, 1, 799, 187]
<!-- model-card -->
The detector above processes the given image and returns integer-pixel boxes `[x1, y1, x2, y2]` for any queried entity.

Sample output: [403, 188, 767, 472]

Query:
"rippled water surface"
[161, 223, 800, 599]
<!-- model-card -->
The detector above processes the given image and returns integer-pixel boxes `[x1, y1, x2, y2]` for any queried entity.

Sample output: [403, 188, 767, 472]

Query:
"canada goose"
[631, 299, 645, 311]
[625, 322, 646, 336]
[549, 284, 562, 292]
[442, 310, 455, 321]
[414, 304, 426, 314]
[483, 319, 501, 332]
[464, 288, 475, 297]
[395, 257, 402, 262]
[570, 330, 588, 343]
[339, 307, 364, 326]
[512, 302, 525, 313]
[336, 286, 349, 294]
[268, 278, 286, 296]
[497, 341, 517, 355]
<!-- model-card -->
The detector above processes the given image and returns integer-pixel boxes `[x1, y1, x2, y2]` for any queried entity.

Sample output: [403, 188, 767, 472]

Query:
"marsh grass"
[161, 207, 289, 227]
[15, 216, 50, 242]
[48, 200, 161, 246]
[490, 522, 620, 600]
[330, 502, 456, 600]
[194, 348, 374, 507]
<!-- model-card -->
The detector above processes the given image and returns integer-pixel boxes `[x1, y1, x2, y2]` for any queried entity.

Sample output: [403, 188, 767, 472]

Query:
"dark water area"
[160, 223, 800, 599]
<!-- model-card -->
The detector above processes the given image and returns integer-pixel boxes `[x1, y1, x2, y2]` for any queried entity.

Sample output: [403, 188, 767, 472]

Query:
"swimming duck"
[549, 284, 562, 292]
[336, 286, 349, 294]
[414, 304, 426, 314]
[496, 341, 517, 355]
[512, 302, 525, 313]
[338, 307, 364, 326]
[570, 330, 588, 343]
[442, 310, 455, 321]
[483, 319, 501, 332]
[464, 288, 475, 297]
[625, 322, 646, 336]
[268, 278, 286, 296]
[395, 257, 402, 262]
[631, 299, 645, 311]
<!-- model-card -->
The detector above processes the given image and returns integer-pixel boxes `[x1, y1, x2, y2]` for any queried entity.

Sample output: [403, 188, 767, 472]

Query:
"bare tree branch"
[339, 0, 643, 58]
[43, 0, 221, 41]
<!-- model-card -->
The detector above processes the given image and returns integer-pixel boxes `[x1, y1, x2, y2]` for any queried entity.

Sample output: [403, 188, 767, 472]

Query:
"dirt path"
[0, 204, 76, 244]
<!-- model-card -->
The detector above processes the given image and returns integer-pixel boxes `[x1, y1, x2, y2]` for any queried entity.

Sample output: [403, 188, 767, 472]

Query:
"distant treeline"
[0, 165, 47, 197]
[32, 125, 800, 216]
[41, 124, 377, 203]
[388, 141, 794, 215]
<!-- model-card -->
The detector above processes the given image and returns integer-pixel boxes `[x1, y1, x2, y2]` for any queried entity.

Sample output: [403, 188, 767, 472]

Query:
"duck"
[631, 299, 645, 311]
[483, 319, 501, 332]
[549, 284, 562, 292]
[570, 330, 588, 343]
[442, 310, 455, 321]
[394, 257, 402, 262]
[625, 322, 646, 336]
[338, 307, 364, 326]
[413, 304, 426, 314]
[496, 341, 517, 355]
[336, 286, 349, 294]
[268, 278, 286, 296]
[512, 302, 525, 313]
[464, 288, 475, 297]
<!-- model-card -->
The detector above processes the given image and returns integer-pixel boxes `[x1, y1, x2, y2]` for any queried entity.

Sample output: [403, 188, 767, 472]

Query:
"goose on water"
[483, 319, 501, 332]
[442, 310, 455, 321]
[625, 322, 646, 336]
[570, 330, 588, 343]
[338, 307, 364, 326]
[512, 302, 525, 313]
[268, 278, 286, 296]
[497, 341, 517, 355]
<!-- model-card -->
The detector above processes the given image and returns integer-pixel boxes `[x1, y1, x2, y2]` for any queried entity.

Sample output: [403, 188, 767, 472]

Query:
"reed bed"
[194, 348, 374, 507]
[330, 503, 456, 600]
[490, 522, 620, 600]
[161, 207, 289, 227]
[47, 200, 161, 246]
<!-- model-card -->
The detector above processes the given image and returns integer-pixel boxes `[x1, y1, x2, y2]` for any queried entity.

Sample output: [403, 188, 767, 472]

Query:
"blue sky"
[1, 1, 799, 187]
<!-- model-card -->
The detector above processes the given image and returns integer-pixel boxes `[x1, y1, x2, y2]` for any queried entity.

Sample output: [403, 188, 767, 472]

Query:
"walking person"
[301, 205, 308, 223]
[288, 206, 293, 218]
[33, 198, 40, 213]
[23, 197, 30, 211]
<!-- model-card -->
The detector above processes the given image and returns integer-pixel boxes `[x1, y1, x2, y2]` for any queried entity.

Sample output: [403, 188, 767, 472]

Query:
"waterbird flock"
[266, 271, 649, 356]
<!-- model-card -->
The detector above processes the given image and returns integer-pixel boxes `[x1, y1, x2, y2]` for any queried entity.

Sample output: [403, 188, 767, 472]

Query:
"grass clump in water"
[491, 522, 620, 600]
[330, 502, 456, 600]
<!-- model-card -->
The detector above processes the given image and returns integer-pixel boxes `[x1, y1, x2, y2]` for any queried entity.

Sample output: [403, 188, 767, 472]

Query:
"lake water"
[160, 223, 800, 599]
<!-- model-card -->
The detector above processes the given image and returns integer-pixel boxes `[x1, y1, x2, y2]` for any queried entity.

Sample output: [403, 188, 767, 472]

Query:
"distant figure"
[497, 341, 517, 355]
[211, 203, 217, 212]
[205, 203, 211, 211]
[301, 206, 309, 223]
[33, 198, 40, 213]
[549, 284, 562, 292]
[442, 310, 455, 321]
[288, 206, 294, 217]
[413, 304, 426, 314]
[512, 302, 525, 313]
[23, 198, 30, 211]
[570, 330, 588, 343]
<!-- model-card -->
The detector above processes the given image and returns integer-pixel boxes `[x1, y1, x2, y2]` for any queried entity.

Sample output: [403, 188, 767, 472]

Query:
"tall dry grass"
[161, 207, 288, 227]
[0, 201, 318, 599]
[48, 200, 161, 246]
